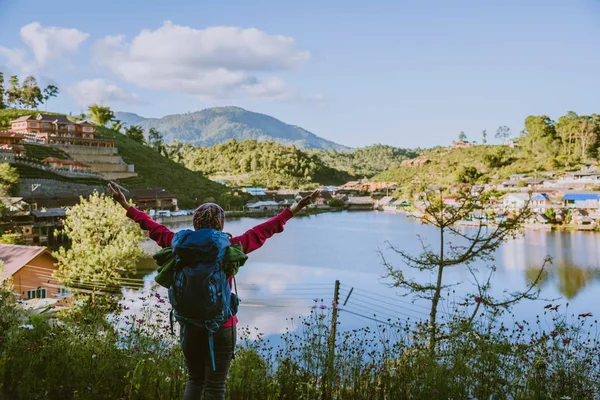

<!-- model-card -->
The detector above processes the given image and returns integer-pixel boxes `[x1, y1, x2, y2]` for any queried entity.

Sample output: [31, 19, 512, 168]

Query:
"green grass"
[97, 127, 225, 208]
[13, 164, 107, 186]
[22, 143, 72, 161]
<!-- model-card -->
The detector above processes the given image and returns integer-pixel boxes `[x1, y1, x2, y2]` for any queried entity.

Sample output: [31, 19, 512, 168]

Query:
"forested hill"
[309, 145, 420, 177]
[114, 107, 348, 151]
[170, 139, 352, 189]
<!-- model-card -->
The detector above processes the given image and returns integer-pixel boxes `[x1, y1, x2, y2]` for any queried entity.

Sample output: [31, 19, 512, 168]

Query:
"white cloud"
[242, 77, 297, 101]
[0, 47, 34, 74]
[0, 22, 88, 73]
[68, 79, 141, 106]
[93, 21, 310, 100]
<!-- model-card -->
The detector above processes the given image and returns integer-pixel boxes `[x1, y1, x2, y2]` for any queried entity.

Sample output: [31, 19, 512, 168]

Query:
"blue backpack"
[168, 228, 240, 370]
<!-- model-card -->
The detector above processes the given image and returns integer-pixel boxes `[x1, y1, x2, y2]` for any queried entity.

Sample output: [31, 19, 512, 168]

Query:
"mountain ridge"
[114, 107, 349, 151]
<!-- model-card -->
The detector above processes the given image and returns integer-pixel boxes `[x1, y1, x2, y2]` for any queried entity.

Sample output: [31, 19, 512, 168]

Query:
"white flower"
[19, 324, 34, 330]
[165, 377, 171, 382]
[92, 354, 97, 359]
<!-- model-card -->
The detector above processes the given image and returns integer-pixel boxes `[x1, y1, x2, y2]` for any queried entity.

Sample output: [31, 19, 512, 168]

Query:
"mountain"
[113, 111, 146, 126]
[114, 107, 349, 151]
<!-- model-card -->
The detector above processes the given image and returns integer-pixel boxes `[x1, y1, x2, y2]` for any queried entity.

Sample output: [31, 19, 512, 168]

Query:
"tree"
[523, 116, 557, 157]
[125, 125, 146, 144]
[458, 131, 467, 142]
[6, 75, 22, 108]
[574, 115, 599, 160]
[42, 85, 59, 111]
[555, 112, 579, 157]
[382, 187, 544, 353]
[110, 119, 125, 132]
[87, 104, 115, 127]
[0, 163, 18, 197]
[455, 166, 481, 184]
[0, 163, 19, 217]
[0, 72, 6, 109]
[21, 76, 43, 110]
[53, 192, 144, 303]
[495, 126, 511, 143]
[147, 127, 164, 153]
[482, 130, 487, 144]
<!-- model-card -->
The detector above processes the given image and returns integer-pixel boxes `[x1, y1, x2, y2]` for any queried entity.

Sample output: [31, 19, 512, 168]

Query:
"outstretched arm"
[231, 190, 319, 254]
[108, 183, 174, 248]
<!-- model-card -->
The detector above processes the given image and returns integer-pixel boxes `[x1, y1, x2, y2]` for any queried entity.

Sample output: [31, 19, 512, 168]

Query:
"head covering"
[193, 203, 225, 231]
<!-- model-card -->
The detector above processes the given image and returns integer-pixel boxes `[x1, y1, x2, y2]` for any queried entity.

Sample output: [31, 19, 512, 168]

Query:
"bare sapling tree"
[382, 185, 548, 353]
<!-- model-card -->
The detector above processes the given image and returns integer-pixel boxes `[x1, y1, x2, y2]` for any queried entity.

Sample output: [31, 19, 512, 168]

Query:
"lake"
[122, 211, 600, 339]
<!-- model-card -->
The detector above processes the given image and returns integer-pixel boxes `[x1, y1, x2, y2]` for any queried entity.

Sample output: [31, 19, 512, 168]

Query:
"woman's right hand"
[108, 183, 130, 210]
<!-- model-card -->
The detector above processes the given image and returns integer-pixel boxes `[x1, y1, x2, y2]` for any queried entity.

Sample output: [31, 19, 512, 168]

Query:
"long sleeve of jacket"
[125, 206, 294, 254]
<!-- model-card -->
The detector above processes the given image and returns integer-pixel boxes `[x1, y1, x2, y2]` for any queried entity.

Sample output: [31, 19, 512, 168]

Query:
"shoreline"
[156, 207, 600, 233]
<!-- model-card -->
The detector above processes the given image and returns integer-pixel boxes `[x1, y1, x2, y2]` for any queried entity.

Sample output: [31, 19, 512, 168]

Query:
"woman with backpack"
[108, 184, 318, 400]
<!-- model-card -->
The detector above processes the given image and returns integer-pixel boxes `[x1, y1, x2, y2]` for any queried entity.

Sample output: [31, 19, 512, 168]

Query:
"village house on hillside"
[0, 244, 66, 300]
[0, 131, 26, 161]
[130, 189, 178, 211]
[10, 114, 114, 148]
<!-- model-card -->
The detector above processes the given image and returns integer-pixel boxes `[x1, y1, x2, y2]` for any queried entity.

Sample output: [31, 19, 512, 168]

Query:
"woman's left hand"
[290, 190, 320, 215]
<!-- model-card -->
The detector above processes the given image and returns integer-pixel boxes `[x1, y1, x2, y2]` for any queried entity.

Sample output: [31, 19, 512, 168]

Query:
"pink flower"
[136, 319, 144, 324]
[133, 345, 141, 353]
[550, 331, 559, 338]
[319, 304, 328, 310]
[562, 338, 572, 345]
[154, 293, 161, 299]
[474, 296, 482, 303]
[123, 306, 130, 310]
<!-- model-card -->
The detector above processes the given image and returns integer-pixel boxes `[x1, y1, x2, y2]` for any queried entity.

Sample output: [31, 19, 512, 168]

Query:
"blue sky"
[1, 0, 599, 148]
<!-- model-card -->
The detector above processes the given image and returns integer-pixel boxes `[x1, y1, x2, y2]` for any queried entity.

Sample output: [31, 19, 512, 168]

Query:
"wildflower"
[165, 377, 171, 382]
[138, 296, 146, 301]
[19, 324, 34, 330]
[136, 319, 144, 324]
[313, 298, 319, 302]
[319, 304, 328, 310]
[74, 300, 84, 307]
[123, 305, 130, 310]
[134, 345, 141, 353]
[155, 293, 161, 299]
[516, 323, 524, 332]
[474, 296, 482, 303]
[544, 304, 553, 309]
[92, 354, 97, 359]
[550, 331, 559, 338]
[562, 338, 572, 345]
[550, 305, 560, 311]
[579, 313, 593, 318]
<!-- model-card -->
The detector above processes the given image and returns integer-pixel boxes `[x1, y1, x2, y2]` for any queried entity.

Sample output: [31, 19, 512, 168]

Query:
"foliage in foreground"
[53, 192, 145, 300]
[0, 282, 598, 400]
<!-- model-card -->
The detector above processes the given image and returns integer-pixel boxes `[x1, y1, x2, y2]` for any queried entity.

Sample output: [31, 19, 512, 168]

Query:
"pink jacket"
[126, 206, 294, 326]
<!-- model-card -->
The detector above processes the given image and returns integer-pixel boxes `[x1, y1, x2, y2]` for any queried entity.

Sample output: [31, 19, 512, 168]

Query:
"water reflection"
[503, 231, 600, 299]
